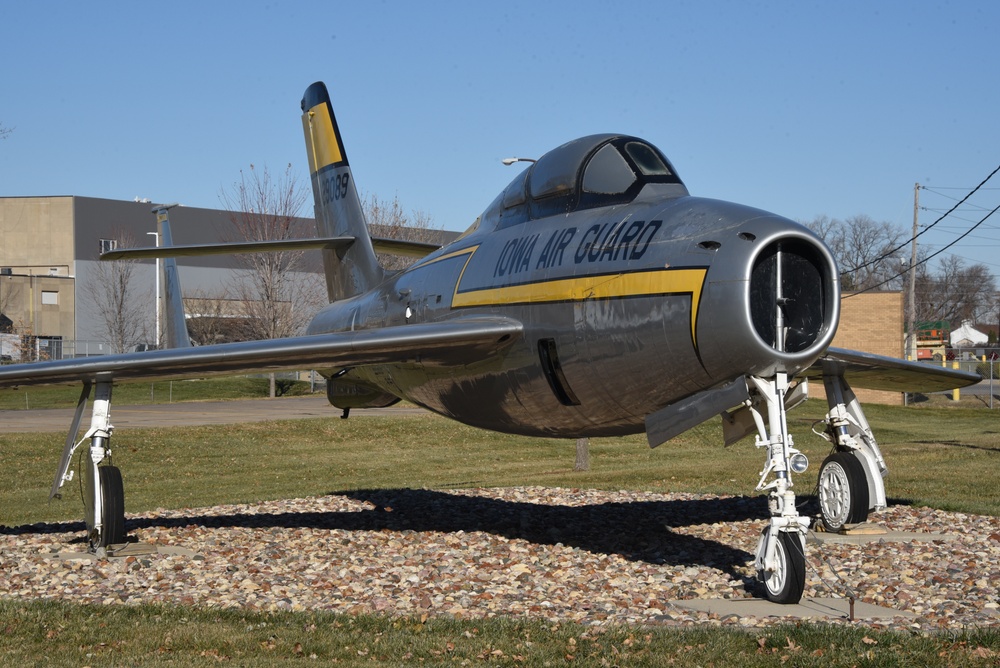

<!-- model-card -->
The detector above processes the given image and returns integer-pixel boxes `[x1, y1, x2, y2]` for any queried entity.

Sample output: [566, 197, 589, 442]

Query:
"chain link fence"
[911, 347, 999, 409]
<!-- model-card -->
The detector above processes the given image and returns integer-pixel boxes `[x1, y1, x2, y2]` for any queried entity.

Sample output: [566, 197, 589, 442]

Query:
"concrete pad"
[154, 545, 199, 558]
[807, 528, 956, 546]
[107, 542, 158, 557]
[840, 522, 890, 535]
[53, 542, 201, 561]
[668, 597, 914, 620]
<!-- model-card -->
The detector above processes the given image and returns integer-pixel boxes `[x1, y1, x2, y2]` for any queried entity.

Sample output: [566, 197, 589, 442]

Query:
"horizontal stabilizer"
[804, 347, 981, 393]
[101, 237, 355, 261]
[0, 316, 522, 388]
[104, 236, 441, 262]
[371, 237, 440, 258]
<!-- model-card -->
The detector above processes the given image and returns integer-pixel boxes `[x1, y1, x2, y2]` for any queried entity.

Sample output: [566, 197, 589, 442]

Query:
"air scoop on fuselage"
[680, 201, 841, 381]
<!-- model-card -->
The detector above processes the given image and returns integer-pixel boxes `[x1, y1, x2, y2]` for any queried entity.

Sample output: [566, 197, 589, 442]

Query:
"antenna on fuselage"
[501, 157, 537, 166]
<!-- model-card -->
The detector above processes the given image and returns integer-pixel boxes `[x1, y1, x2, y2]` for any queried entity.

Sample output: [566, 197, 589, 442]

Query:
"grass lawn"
[1, 396, 998, 665]
[1, 399, 997, 526]
[1, 600, 997, 667]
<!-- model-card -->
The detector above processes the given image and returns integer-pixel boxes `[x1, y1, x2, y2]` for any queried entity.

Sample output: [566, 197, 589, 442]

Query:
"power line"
[841, 162, 1000, 276]
[843, 199, 1000, 298]
[920, 186, 1000, 191]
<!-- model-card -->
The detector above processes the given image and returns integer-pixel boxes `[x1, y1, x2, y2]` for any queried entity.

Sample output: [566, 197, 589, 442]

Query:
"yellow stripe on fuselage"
[452, 267, 708, 348]
[302, 102, 344, 174]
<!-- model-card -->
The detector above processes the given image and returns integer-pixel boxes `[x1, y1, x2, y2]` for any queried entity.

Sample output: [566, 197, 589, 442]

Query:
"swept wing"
[0, 317, 521, 388]
[804, 346, 981, 392]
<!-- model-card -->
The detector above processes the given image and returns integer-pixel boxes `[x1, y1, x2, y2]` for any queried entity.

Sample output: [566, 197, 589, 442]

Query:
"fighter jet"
[0, 82, 978, 604]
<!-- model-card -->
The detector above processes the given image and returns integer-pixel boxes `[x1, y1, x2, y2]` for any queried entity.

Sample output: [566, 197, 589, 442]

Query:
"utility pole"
[906, 183, 920, 361]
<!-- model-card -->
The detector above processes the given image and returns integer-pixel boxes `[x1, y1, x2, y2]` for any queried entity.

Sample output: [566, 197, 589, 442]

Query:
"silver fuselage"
[307, 186, 840, 438]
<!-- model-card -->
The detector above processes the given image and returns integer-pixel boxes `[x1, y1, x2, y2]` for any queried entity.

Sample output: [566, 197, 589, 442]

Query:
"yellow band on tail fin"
[302, 100, 346, 174]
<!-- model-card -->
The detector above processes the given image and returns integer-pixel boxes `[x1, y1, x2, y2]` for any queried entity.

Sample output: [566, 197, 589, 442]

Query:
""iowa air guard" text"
[494, 219, 662, 278]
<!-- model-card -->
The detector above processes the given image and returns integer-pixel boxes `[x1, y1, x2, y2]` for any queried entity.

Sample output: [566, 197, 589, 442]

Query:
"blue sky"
[3, 1, 999, 272]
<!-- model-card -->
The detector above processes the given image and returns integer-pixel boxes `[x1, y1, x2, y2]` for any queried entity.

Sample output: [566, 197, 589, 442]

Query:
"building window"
[99, 239, 118, 254]
[42, 291, 58, 305]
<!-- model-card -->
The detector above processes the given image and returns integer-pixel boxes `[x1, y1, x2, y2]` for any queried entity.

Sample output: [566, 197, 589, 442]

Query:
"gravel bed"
[2, 487, 998, 630]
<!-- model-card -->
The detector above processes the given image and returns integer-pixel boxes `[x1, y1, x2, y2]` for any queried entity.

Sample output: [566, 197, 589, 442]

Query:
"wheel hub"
[819, 461, 850, 526]
[764, 534, 788, 596]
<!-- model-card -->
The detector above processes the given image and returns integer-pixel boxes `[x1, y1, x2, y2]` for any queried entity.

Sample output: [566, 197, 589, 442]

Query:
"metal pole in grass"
[574, 438, 590, 471]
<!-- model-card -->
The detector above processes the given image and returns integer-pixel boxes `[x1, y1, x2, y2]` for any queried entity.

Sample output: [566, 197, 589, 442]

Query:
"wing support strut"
[49, 381, 92, 501]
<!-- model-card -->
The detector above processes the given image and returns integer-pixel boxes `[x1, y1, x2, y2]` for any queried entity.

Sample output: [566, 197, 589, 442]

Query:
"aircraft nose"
[697, 214, 840, 377]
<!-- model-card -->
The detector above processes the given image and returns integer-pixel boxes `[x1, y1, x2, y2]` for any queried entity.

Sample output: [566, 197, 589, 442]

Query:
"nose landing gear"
[746, 373, 810, 604]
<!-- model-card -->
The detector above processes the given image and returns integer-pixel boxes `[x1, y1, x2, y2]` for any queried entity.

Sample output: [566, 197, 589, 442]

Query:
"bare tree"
[0, 122, 12, 141]
[220, 164, 325, 396]
[362, 193, 438, 271]
[806, 215, 906, 291]
[83, 229, 151, 353]
[915, 254, 996, 326]
[0, 277, 20, 332]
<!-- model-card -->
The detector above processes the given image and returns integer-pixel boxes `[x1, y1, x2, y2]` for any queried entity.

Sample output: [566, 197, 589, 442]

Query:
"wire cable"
[843, 199, 1000, 298]
[840, 162, 1000, 277]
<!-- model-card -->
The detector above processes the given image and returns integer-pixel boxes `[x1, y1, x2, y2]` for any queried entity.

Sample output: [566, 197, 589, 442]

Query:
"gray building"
[0, 196, 321, 359]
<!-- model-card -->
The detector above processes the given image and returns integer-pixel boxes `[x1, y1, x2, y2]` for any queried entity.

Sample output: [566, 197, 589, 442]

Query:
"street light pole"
[147, 231, 160, 349]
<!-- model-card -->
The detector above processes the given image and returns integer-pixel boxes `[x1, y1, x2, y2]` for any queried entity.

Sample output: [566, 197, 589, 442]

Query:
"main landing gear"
[50, 381, 126, 552]
[815, 365, 887, 533]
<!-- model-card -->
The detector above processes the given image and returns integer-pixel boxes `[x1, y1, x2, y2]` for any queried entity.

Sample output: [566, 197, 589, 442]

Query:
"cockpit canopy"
[478, 134, 687, 231]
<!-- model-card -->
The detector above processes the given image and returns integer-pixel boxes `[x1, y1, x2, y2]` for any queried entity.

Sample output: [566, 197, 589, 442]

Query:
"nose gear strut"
[747, 373, 810, 604]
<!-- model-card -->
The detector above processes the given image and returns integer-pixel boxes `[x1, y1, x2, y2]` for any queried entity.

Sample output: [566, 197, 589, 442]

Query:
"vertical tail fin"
[152, 204, 192, 349]
[301, 82, 383, 302]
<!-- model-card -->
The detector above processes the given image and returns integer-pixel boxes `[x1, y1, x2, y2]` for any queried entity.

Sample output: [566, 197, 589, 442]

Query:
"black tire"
[761, 530, 806, 604]
[98, 466, 126, 547]
[818, 451, 870, 533]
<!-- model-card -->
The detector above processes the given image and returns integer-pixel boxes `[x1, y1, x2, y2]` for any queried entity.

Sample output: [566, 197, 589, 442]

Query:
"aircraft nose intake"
[749, 236, 832, 354]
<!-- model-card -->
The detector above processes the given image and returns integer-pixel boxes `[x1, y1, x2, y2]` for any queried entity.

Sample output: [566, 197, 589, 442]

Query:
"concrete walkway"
[668, 597, 914, 621]
[0, 396, 422, 433]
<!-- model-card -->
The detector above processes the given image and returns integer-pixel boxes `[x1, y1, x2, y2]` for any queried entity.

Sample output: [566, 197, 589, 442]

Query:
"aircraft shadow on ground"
[4, 489, 778, 584]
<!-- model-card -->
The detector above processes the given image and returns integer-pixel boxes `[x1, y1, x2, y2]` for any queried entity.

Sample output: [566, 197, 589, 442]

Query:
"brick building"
[817, 291, 905, 405]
